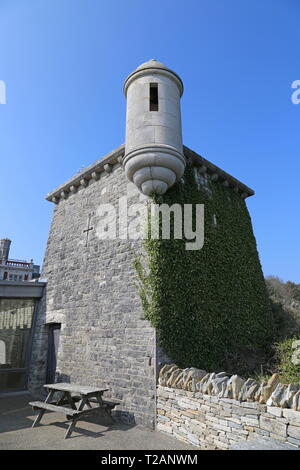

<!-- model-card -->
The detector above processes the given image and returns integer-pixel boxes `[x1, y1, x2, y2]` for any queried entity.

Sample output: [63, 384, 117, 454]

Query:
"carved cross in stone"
[83, 214, 94, 247]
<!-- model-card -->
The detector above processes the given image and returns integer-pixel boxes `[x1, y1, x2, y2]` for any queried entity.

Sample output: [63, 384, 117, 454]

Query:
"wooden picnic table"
[29, 383, 118, 439]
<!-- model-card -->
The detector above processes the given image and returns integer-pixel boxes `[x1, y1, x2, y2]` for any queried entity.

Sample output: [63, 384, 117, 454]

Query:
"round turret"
[123, 60, 186, 196]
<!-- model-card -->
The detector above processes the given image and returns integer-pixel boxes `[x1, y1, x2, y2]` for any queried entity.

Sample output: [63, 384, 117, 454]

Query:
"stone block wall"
[157, 365, 300, 449]
[28, 155, 157, 428]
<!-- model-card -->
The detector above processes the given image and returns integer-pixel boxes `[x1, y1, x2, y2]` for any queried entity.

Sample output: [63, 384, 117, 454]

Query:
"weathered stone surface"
[187, 433, 200, 446]
[260, 415, 287, 437]
[159, 364, 178, 386]
[183, 368, 207, 391]
[211, 376, 229, 396]
[267, 406, 282, 418]
[269, 383, 287, 407]
[254, 381, 267, 402]
[288, 424, 300, 440]
[287, 436, 300, 447]
[292, 390, 300, 411]
[157, 372, 300, 450]
[157, 422, 173, 434]
[28, 160, 160, 429]
[231, 375, 245, 400]
[203, 373, 216, 395]
[223, 376, 234, 399]
[240, 416, 259, 427]
[282, 409, 300, 425]
[279, 384, 299, 408]
[159, 363, 174, 379]
[166, 369, 182, 388]
[173, 370, 184, 388]
[245, 383, 259, 401]
[238, 378, 257, 401]
[195, 372, 210, 393]
[259, 373, 280, 404]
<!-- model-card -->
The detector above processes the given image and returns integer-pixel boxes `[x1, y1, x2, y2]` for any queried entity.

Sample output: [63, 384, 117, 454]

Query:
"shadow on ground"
[0, 392, 134, 437]
[0, 393, 194, 450]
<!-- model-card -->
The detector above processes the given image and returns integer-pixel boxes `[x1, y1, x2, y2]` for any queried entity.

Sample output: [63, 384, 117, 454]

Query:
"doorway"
[46, 323, 61, 384]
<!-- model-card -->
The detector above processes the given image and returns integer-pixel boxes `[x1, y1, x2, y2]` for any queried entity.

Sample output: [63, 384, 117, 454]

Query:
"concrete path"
[0, 393, 194, 450]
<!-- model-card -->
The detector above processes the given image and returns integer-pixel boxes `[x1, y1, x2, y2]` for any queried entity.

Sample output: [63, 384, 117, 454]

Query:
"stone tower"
[28, 60, 272, 429]
[0, 239, 11, 261]
[123, 59, 186, 196]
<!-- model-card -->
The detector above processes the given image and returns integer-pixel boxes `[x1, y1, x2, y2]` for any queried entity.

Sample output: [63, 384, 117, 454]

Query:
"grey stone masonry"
[28, 158, 156, 428]
[157, 385, 300, 450]
[28, 142, 256, 429]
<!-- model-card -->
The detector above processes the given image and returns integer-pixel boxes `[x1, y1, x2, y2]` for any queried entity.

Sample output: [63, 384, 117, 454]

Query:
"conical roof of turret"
[124, 59, 183, 96]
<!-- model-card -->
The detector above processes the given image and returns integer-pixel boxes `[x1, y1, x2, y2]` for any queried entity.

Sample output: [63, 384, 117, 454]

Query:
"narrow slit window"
[149, 83, 158, 111]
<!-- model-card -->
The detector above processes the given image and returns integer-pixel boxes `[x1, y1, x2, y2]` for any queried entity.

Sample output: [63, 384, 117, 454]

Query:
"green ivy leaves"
[135, 167, 273, 374]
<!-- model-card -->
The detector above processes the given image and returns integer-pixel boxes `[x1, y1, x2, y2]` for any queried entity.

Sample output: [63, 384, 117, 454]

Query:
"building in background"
[0, 280, 46, 392]
[0, 238, 40, 282]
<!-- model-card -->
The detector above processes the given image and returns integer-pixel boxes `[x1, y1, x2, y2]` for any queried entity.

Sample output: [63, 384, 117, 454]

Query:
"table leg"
[64, 417, 79, 439]
[31, 390, 55, 428]
[66, 392, 78, 410]
[32, 409, 46, 428]
[56, 391, 67, 406]
[95, 393, 114, 422]
[64, 397, 86, 439]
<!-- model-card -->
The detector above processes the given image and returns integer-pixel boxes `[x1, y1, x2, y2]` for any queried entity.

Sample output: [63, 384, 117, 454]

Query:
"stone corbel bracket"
[45, 144, 125, 204]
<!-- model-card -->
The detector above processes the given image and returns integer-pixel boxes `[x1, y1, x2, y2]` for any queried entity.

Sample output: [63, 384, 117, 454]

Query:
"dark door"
[46, 323, 61, 383]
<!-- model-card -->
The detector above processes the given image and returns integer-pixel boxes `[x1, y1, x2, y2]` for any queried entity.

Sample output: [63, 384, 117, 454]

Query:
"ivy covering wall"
[135, 166, 274, 374]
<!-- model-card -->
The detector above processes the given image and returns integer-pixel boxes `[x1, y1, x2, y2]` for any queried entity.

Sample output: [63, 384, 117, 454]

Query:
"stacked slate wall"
[157, 364, 300, 449]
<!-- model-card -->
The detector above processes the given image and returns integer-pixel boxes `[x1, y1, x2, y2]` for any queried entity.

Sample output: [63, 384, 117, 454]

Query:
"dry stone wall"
[157, 364, 300, 449]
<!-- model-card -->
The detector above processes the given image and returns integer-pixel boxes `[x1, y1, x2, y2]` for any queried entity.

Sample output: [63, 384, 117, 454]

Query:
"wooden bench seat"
[29, 401, 80, 419]
[29, 394, 119, 439]
[88, 398, 120, 409]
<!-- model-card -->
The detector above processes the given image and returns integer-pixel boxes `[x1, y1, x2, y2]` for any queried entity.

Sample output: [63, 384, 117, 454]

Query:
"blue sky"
[0, 0, 299, 281]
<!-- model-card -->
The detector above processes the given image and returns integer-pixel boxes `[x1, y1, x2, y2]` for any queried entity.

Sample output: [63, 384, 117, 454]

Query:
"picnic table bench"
[29, 383, 119, 439]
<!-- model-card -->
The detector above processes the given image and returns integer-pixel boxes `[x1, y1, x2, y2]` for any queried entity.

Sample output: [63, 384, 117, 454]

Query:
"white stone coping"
[45, 143, 254, 204]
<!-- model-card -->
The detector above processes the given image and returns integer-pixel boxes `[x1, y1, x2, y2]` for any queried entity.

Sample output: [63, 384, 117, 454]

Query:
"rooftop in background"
[0, 238, 40, 282]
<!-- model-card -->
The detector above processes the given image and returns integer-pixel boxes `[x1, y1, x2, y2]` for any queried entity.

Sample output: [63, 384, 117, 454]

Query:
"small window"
[149, 83, 158, 111]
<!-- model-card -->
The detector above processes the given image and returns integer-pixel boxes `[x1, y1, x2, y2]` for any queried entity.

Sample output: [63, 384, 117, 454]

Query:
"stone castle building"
[27, 60, 272, 428]
[0, 238, 40, 282]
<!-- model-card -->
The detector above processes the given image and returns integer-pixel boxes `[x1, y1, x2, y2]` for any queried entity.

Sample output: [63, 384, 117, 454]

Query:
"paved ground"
[0, 393, 195, 450]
